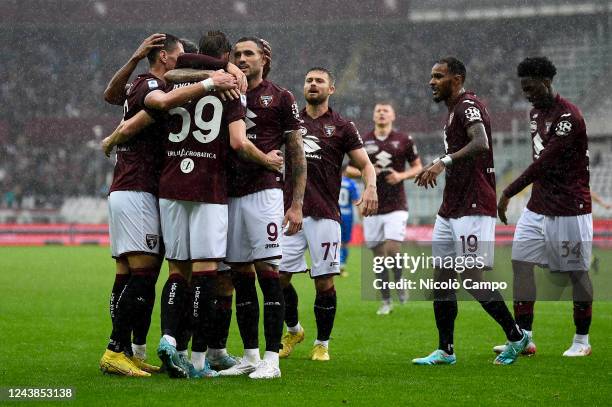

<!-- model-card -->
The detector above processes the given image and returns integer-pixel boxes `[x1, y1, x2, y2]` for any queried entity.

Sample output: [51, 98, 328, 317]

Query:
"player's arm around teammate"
[104, 33, 166, 105]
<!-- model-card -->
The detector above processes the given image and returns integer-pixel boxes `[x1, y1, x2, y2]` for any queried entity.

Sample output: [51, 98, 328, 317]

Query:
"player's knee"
[254, 261, 279, 280]
[314, 275, 334, 293]
[216, 273, 234, 295]
[512, 260, 536, 274]
[385, 240, 401, 255]
[279, 271, 292, 288]
[115, 258, 130, 275]
[168, 260, 191, 278]
[127, 253, 159, 269]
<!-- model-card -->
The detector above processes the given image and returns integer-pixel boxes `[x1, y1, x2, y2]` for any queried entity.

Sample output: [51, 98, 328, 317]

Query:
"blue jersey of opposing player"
[339, 176, 359, 243]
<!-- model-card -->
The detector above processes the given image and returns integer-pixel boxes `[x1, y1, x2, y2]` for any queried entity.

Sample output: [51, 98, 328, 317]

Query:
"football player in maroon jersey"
[413, 57, 528, 366]
[278, 67, 378, 362]
[496, 57, 593, 357]
[99, 33, 239, 377]
[348, 102, 422, 315]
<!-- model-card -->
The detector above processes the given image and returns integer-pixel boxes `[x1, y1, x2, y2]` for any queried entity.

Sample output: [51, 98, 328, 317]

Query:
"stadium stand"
[1, 1, 610, 225]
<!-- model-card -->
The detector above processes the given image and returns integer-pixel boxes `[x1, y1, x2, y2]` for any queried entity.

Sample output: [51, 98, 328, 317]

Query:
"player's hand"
[131, 33, 166, 62]
[218, 88, 240, 101]
[101, 137, 114, 157]
[385, 168, 404, 185]
[209, 70, 238, 92]
[226, 62, 248, 94]
[264, 149, 284, 172]
[357, 185, 378, 216]
[497, 194, 510, 225]
[415, 161, 444, 189]
[283, 203, 303, 236]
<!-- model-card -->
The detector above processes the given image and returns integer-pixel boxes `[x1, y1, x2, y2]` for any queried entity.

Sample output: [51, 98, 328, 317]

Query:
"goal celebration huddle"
[99, 30, 594, 379]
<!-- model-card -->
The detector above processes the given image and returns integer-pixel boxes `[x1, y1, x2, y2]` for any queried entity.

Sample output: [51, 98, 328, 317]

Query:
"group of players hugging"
[98, 30, 594, 379]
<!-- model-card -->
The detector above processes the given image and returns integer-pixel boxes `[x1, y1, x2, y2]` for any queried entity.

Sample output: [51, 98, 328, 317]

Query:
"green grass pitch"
[1, 246, 611, 406]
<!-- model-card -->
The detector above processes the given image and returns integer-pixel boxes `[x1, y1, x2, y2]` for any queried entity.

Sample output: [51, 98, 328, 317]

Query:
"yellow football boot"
[310, 344, 330, 361]
[99, 349, 150, 377]
[130, 356, 161, 373]
[279, 327, 305, 358]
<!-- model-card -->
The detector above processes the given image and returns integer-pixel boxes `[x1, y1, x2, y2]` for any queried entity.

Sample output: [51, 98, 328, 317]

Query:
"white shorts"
[226, 189, 283, 265]
[108, 191, 161, 258]
[363, 210, 408, 249]
[432, 215, 495, 269]
[280, 217, 341, 278]
[511, 208, 546, 265]
[159, 199, 228, 262]
[544, 214, 593, 272]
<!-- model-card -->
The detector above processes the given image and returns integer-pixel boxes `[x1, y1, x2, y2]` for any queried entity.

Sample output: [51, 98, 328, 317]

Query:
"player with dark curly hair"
[496, 56, 594, 357]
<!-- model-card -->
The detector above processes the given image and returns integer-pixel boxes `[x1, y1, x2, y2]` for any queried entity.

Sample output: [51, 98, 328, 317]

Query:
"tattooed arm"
[283, 129, 307, 235]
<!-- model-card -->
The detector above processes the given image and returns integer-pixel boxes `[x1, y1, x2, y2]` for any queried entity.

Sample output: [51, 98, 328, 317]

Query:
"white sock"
[574, 334, 589, 345]
[207, 348, 228, 359]
[287, 321, 302, 334]
[263, 351, 279, 368]
[162, 334, 177, 347]
[525, 330, 533, 340]
[132, 344, 146, 359]
[314, 339, 329, 348]
[244, 348, 260, 364]
[191, 351, 205, 371]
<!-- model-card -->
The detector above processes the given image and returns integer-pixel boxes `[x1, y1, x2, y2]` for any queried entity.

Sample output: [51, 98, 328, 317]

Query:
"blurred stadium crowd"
[1, 1, 610, 222]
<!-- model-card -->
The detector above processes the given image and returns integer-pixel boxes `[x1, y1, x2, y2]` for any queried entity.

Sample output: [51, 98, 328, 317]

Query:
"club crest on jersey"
[555, 120, 572, 137]
[323, 125, 336, 137]
[391, 141, 400, 149]
[146, 234, 158, 250]
[260, 95, 273, 107]
[530, 121, 537, 133]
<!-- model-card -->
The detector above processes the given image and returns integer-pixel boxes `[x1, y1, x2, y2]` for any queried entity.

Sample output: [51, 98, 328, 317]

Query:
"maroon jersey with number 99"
[157, 82, 245, 203]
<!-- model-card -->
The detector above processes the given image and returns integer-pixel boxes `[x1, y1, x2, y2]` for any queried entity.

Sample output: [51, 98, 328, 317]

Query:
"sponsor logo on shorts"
[146, 234, 159, 250]
[265, 243, 280, 249]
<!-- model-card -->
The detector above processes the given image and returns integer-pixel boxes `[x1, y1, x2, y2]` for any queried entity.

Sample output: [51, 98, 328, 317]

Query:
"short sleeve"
[279, 90, 302, 133]
[456, 101, 484, 130]
[126, 78, 163, 119]
[550, 112, 583, 141]
[342, 121, 363, 153]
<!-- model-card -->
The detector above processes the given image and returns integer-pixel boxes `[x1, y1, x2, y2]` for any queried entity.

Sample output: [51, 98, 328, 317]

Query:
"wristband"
[440, 155, 453, 168]
[201, 78, 215, 92]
